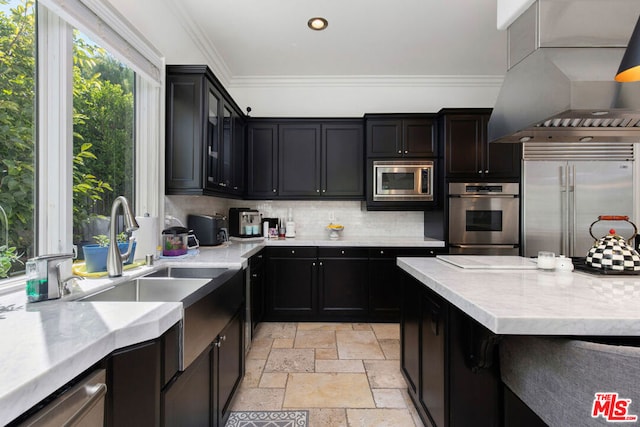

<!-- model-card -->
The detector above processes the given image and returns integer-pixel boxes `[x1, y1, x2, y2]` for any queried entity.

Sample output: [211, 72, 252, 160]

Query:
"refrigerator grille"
[523, 142, 635, 161]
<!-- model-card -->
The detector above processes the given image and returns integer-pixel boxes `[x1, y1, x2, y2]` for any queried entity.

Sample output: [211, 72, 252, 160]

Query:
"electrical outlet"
[328, 211, 335, 221]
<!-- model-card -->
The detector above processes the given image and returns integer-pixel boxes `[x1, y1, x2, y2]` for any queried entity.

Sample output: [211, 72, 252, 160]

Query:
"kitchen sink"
[144, 266, 229, 279]
[76, 267, 238, 308]
[77, 277, 211, 303]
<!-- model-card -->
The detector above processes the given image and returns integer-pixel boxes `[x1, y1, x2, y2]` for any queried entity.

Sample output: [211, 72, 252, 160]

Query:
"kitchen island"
[0, 235, 443, 425]
[397, 256, 640, 427]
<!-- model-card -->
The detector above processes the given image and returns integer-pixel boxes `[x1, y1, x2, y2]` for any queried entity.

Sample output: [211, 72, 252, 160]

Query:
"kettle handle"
[589, 216, 638, 242]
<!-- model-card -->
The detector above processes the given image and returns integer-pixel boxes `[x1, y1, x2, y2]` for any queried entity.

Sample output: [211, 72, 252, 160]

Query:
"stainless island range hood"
[488, 0, 640, 144]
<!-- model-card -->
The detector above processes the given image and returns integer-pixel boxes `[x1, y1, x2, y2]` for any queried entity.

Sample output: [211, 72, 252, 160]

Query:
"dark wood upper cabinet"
[322, 123, 364, 197]
[441, 109, 521, 180]
[246, 119, 364, 200]
[366, 115, 437, 158]
[165, 73, 205, 193]
[247, 122, 278, 198]
[278, 123, 322, 197]
[165, 65, 245, 197]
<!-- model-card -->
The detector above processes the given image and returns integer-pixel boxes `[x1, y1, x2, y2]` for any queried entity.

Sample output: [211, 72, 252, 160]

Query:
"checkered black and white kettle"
[585, 215, 640, 271]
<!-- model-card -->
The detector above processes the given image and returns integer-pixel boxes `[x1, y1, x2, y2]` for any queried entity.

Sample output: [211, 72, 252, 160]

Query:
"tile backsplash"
[165, 196, 441, 239]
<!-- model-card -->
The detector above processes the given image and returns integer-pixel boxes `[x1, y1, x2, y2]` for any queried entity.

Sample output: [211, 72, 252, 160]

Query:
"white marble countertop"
[240, 235, 445, 248]
[397, 256, 640, 336]
[0, 236, 443, 425]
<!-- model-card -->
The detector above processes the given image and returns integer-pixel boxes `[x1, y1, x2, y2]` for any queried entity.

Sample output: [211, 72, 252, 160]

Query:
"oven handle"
[449, 244, 519, 249]
[449, 194, 518, 198]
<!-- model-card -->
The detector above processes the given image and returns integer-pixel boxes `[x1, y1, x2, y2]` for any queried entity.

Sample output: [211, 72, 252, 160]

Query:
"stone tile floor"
[230, 322, 425, 427]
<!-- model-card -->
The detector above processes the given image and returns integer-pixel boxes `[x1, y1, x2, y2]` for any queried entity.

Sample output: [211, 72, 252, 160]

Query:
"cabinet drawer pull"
[291, 250, 295, 254]
[341, 250, 345, 255]
[65, 382, 107, 426]
[380, 250, 384, 254]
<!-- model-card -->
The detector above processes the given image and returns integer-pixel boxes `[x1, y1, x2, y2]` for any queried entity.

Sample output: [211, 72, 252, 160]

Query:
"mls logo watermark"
[592, 393, 638, 422]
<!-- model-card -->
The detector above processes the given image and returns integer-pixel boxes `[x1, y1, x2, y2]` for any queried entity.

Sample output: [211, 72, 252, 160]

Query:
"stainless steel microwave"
[373, 160, 434, 201]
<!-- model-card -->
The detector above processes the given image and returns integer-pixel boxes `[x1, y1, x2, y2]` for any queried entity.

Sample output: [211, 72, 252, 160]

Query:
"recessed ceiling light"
[308, 17, 328, 31]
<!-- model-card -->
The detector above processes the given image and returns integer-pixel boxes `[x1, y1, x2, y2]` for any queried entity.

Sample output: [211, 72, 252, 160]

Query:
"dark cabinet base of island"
[400, 269, 502, 427]
[400, 269, 553, 427]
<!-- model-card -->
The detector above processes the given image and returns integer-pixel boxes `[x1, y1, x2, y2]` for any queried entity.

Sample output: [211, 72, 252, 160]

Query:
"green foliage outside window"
[0, 0, 134, 277]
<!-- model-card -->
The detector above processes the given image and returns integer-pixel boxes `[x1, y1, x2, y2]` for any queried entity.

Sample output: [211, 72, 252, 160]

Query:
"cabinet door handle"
[341, 250, 345, 255]
[397, 150, 402, 154]
[404, 150, 408, 154]
[319, 261, 323, 266]
[291, 250, 295, 254]
[312, 262, 316, 266]
[252, 273, 258, 278]
[380, 250, 384, 255]
[316, 189, 320, 193]
[220, 335, 226, 341]
[484, 169, 489, 173]
[65, 382, 107, 426]
[272, 189, 277, 193]
[322, 189, 326, 193]
[215, 341, 221, 348]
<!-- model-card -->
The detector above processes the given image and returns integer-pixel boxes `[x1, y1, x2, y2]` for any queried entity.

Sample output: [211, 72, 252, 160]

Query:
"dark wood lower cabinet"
[163, 345, 212, 427]
[420, 291, 446, 427]
[266, 247, 318, 320]
[249, 251, 266, 335]
[318, 248, 369, 319]
[105, 340, 162, 427]
[265, 246, 442, 322]
[401, 270, 501, 427]
[214, 309, 244, 427]
[103, 271, 245, 427]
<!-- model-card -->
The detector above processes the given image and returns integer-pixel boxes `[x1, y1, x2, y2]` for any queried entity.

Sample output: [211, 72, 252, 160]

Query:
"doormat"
[225, 410, 308, 427]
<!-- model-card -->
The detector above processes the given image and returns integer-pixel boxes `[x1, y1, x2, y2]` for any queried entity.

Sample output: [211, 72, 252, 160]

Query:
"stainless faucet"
[107, 196, 140, 277]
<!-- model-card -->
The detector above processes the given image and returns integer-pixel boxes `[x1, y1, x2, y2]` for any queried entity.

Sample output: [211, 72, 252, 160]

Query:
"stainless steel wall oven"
[448, 182, 520, 255]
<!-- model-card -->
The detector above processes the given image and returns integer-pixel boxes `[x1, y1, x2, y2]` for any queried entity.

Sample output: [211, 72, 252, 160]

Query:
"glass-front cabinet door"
[206, 86, 220, 189]
[221, 105, 233, 189]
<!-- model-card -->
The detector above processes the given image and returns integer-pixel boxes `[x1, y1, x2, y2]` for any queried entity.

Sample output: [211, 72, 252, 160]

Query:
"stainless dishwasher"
[18, 369, 107, 426]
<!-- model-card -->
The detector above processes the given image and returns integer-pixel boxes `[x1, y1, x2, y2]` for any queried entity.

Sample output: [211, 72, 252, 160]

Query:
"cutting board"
[436, 255, 537, 270]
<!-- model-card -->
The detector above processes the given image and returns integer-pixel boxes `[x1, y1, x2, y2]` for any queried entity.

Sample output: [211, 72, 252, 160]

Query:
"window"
[0, 0, 162, 291]
[72, 31, 135, 248]
[0, 0, 36, 279]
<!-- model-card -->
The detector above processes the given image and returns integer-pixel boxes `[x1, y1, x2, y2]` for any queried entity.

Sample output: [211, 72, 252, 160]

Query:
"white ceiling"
[108, 0, 507, 83]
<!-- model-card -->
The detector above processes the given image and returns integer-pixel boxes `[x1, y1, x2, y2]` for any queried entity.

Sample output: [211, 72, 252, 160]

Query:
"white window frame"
[0, 0, 164, 294]
[38, 0, 164, 253]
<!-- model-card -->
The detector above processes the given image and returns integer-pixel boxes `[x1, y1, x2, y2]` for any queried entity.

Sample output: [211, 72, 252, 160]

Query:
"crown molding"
[162, 0, 233, 86]
[228, 75, 504, 89]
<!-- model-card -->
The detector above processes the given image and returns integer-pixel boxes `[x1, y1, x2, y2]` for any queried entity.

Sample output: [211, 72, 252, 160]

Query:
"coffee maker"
[228, 208, 262, 237]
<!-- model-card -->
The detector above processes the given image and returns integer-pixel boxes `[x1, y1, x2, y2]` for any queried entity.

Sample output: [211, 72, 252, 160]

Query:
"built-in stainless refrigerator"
[522, 143, 635, 258]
